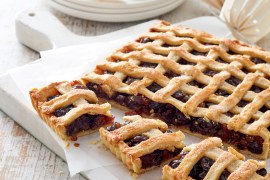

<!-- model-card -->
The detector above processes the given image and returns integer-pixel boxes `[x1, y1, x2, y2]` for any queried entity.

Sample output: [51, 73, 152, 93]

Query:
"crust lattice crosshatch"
[82, 21, 270, 159]
[100, 115, 185, 174]
[163, 137, 270, 180]
[30, 80, 114, 141]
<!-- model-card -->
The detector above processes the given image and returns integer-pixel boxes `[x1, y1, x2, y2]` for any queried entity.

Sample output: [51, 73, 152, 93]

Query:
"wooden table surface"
[1, 0, 270, 179]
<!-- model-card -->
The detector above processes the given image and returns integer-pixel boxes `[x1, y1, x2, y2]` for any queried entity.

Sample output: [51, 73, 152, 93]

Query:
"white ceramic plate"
[66, 0, 172, 9]
[47, 0, 185, 22]
[54, 0, 180, 14]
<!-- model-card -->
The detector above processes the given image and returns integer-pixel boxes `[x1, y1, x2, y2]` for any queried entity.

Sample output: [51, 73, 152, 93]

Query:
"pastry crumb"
[74, 143, 80, 147]
[130, 171, 138, 180]
[65, 142, 70, 148]
[90, 140, 100, 145]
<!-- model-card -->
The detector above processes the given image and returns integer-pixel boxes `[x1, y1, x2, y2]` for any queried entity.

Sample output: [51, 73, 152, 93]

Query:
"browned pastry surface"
[100, 115, 185, 174]
[30, 80, 113, 141]
[82, 20, 270, 159]
[163, 137, 270, 180]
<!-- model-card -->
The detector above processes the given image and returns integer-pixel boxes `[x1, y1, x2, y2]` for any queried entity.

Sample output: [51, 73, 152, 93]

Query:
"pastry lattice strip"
[41, 81, 111, 125]
[99, 115, 185, 173]
[30, 81, 113, 141]
[83, 21, 270, 135]
[162, 137, 270, 180]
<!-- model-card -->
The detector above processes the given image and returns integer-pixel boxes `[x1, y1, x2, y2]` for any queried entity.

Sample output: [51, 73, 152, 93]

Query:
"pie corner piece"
[99, 115, 185, 174]
[82, 20, 270, 159]
[162, 137, 270, 180]
[29, 80, 114, 141]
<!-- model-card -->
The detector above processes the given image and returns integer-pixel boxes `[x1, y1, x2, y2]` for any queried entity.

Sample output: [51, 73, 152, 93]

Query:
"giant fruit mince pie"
[30, 80, 114, 141]
[82, 20, 270, 159]
[163, 137, 270, 180]
[99, 115, 185, 174]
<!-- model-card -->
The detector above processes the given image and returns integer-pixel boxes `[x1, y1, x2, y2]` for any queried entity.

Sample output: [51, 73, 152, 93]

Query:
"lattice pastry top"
[30, 80, 113, 141]
[82, 20, 270, 158]
[162, 137, 270, 180]
[100, 115, 185, 173]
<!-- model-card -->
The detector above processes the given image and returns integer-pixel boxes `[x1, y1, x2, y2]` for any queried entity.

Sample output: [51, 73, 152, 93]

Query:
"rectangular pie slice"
[30, 80, 114, 141]
[163, 137, 270, 180]
[82, 20, 270, 159]
[99, 115, 185, 174]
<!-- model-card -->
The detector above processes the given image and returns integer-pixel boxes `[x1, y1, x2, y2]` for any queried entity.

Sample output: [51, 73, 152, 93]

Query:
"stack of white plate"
[46, 0, 185, 22]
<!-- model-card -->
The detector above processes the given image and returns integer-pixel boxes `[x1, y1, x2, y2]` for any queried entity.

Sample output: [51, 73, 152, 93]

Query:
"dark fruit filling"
[72, 84, 88, 90]
[137, 37, 153, 44]
[242, 68, 250, 74]
[123, 77, 141, 85]
[172, 91, 190, 102]
[204, 42, 217, 46]
[125, 135, 149, 147]
[169, 151, 188, 169]
[162, 43, 179, 47]
[66, 115, 113, 137]
[106, 122, 123, 131]
[86, 82, 264, 154]
[215, 89, 230, 97]
[227, 50, 237, 55]
[260, 105, 269, 113]
[169, 152, 267, 179]
[237, 100, 249, 107]
[54, 105, 74, 117]
[46, 88, 113, 138]
[251, 57, 266, 64]
[226, 76, 242, 86]
[251, 85, 264, 93]
[188, 80, 205, 88]
[140, 62, 158, 68]
[178, 58, 196, 65]
[257, 168, 268, 176]
[164, 70, 179, 79]
[169, 153, 230, 180]
[204, 69, 219, 77]
[47, 95, 60, 101]
[216, 57, 228, 64]
[190, 50, 208, 56]
[147, 82, 162, 92]
[140, 148, 182, 169]
[106, 122, 182, 169]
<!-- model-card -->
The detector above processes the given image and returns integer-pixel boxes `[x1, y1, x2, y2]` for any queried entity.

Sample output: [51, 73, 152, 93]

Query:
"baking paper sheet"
[3, 16, 268, 179]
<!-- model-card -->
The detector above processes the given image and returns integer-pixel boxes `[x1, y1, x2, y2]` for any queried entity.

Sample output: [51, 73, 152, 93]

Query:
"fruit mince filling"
[169, 151, 267, 180]
[106, 122, 182, 169]
[86, 81, 264, 154]
[46, 89, 114, 139]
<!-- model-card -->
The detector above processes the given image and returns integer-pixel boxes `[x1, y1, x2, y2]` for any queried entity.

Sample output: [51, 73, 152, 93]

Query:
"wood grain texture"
[1, 0, 270, 179]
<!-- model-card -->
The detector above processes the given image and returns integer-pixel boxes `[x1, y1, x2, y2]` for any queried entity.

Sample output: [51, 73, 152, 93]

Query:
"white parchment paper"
[7, 17, 268, 179]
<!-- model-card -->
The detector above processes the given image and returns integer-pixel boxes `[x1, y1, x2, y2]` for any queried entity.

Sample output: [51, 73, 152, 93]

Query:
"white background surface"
[1, 0, 270, 179]
[3, 16, 269, 180]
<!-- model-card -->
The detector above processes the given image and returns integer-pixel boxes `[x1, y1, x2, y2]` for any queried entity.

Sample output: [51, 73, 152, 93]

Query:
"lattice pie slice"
[30, 80, 114, 141]
[99, 115, 185, 174]
[163, 137, 270, 180]
[82, 21, 270, 159]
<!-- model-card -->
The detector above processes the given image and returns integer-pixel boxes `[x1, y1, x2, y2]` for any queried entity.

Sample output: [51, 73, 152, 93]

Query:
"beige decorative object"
[220, 0, 270, 43]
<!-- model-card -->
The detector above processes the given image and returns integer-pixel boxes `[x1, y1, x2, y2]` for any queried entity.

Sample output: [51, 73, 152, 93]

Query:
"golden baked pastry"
[163, 137, 270, 180]
[30, 80, 114, 141]
[99, 115, 185, 174]
[82, 20, 270, 159]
